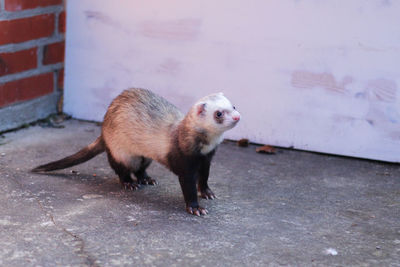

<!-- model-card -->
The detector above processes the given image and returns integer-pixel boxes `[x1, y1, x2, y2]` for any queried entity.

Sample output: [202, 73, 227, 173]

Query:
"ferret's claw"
[122, 182, 140, 191]
[139, 177, 158, 186]
[186, 206, 208, 216]
[199, 188, 216, 200]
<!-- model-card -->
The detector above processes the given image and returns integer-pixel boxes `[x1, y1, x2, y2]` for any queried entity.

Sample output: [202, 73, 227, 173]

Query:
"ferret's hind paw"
[139, 177, 158, 185]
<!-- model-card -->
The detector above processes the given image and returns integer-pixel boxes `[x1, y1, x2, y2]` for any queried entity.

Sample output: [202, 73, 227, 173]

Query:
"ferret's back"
[105, 88, 182, 127]
[101, 88, 184, 163]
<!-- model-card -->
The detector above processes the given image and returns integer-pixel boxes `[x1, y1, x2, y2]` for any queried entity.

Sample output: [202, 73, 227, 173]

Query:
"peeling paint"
[363, 78, 400, 140]
[157, 58, 181, 76]
[366, 78, 397, 103]
[139, 19, 201, 41]
[85, 10, 129, 33]
[291, 70, 353, 94]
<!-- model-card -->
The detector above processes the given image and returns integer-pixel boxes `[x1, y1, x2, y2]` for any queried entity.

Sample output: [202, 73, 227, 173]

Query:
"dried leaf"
[256, 145, 276, 154]
[237, 138, 249, 147]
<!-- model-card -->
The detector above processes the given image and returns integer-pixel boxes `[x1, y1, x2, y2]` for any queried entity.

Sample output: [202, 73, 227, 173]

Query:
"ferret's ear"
[196, 103, 206, 116]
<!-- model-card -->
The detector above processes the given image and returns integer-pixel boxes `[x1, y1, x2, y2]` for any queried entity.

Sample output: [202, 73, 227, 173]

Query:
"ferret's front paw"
[139, 177, 158, 185]
[199, 188, 216, 200]
[186, 205, 208, 216]
[122, 181, 140, 191]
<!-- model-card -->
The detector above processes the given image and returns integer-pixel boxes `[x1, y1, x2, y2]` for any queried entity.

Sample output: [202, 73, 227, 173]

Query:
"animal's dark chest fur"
[167, 144, 215, 177]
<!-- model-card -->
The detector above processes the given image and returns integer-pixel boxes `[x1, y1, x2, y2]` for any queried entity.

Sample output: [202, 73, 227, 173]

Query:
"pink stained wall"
[64, 0, 400, 162]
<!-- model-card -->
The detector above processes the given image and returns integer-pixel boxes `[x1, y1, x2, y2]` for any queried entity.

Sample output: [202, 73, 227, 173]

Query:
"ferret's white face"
[195, 93, 240, 135]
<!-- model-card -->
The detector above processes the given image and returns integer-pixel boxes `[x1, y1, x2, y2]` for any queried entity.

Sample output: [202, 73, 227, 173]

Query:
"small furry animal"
[32, 88, 240, 216]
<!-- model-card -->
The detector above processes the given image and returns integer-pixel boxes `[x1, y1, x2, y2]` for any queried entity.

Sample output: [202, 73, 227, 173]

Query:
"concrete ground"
[0, 119, 399, 266]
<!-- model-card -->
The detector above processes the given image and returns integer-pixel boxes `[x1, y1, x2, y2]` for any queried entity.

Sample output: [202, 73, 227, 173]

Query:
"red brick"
[0, 14, 55, 45]
[0, 73, 53, 107]
[57, 68, 64, 90]
[43, 41, 65, 65]
[58, 11, 66, 33]
[0, 48, 37, 77]
[5, 0, 62, 11]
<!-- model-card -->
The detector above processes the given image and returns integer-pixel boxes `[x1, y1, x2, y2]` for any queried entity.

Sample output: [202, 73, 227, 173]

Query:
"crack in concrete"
[35, 198, 99, 267]
[11, 175, 99, 267]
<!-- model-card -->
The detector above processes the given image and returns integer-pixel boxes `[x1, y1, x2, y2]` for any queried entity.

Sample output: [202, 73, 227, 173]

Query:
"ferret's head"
[193, 92, 240, 135]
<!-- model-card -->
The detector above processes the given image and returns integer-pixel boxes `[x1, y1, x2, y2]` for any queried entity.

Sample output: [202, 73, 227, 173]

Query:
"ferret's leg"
[197, 158, 216, 199]
[107, 152, 140, 190]
[179, 170, 208, 216]
[133, 157, 157, 185]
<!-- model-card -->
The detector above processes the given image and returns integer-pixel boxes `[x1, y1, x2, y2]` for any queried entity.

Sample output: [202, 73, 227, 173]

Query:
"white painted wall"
[65, 0, 400, 162]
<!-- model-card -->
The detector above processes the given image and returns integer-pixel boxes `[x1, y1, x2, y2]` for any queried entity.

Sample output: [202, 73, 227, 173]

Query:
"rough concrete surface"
[0, 119, 399, 266]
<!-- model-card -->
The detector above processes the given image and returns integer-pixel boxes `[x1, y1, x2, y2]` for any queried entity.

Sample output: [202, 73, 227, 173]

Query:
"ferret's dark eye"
[233, 106, 236, 110]
[215, 111, 223, 118]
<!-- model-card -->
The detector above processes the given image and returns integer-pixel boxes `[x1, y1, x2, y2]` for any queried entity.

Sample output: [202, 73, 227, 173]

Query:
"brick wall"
[0, 0, 65, 131]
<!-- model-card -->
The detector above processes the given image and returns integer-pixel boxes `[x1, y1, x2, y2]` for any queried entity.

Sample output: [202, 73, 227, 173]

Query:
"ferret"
[32, 88, 240, 216]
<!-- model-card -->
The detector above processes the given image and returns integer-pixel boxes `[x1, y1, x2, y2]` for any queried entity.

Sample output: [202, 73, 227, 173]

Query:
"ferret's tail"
[31, 136, 105, 172]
